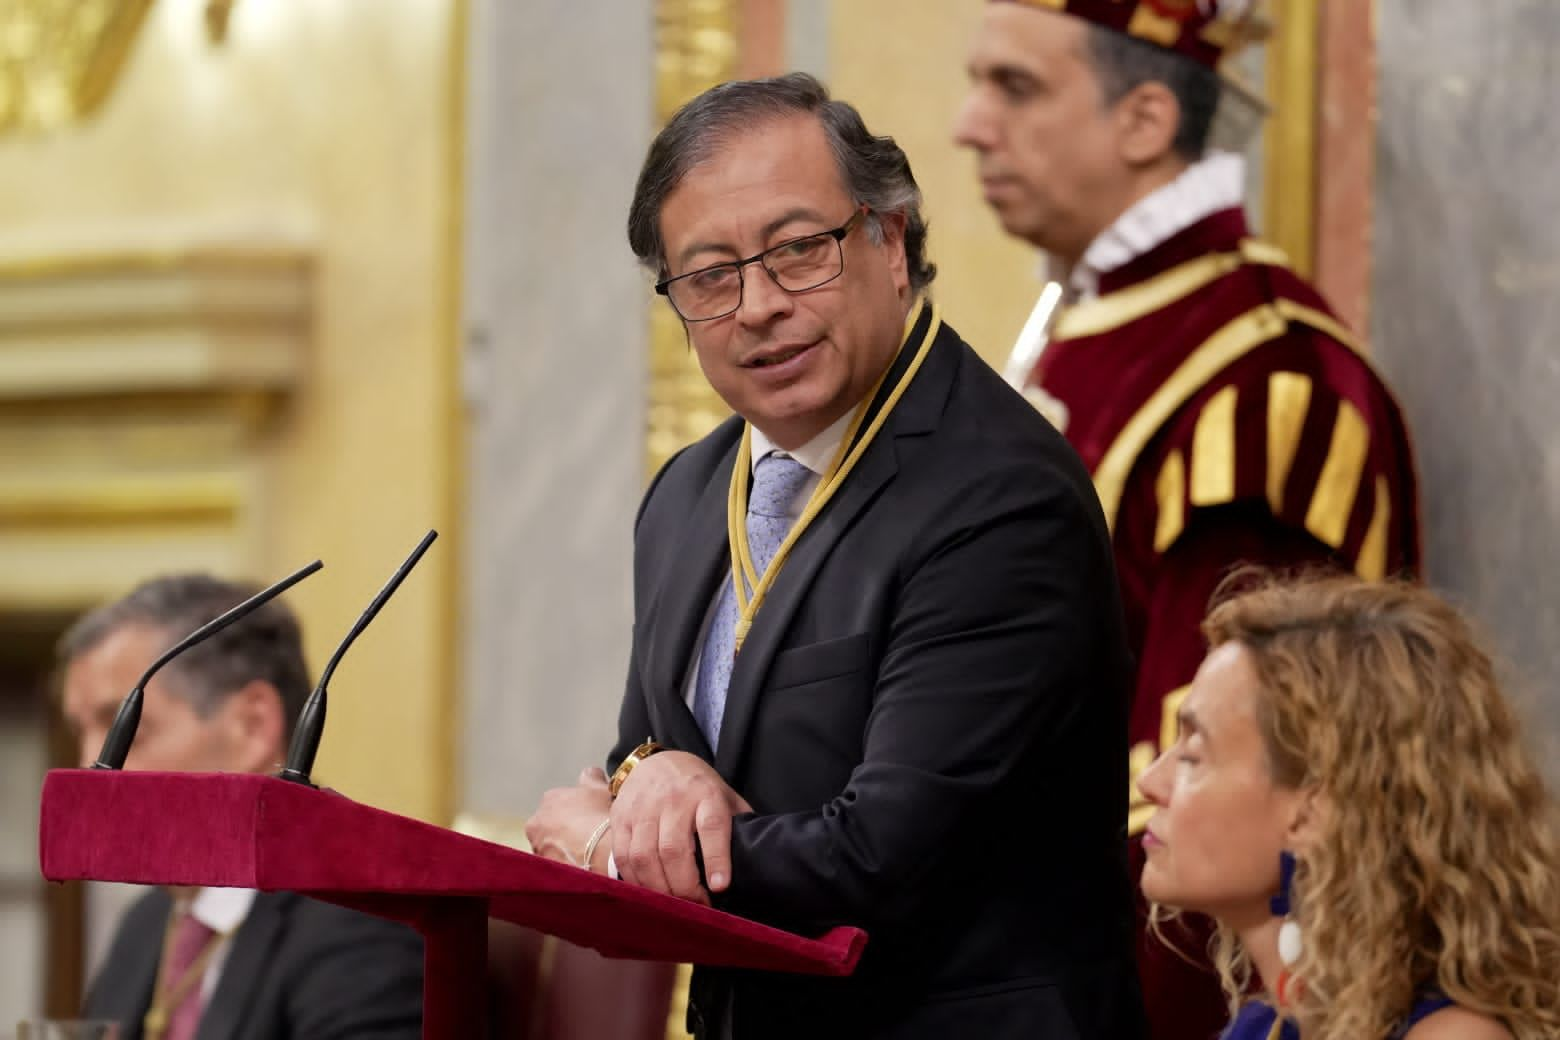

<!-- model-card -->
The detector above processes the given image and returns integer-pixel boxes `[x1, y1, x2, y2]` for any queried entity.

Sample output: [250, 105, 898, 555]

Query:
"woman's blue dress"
[1221, 993, 1456, 1040]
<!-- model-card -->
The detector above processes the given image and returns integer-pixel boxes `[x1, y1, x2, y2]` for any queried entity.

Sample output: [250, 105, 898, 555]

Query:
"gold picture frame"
[1263, 0, 1320, 277]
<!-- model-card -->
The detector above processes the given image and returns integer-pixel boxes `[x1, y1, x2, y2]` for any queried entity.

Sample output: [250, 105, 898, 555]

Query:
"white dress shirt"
[182, 886, 256, 1001]
[679, 409, 854, 708]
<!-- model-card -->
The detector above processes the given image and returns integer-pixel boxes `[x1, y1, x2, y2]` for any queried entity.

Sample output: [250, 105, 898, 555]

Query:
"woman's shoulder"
[1402, 1005, 1512, 1040]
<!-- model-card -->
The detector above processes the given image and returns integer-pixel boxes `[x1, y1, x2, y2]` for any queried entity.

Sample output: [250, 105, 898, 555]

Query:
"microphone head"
[277, 687, 327, 786]
[277, 530, 436, 787]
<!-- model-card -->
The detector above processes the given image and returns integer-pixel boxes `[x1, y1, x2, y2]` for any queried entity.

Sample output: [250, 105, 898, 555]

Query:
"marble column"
[1374, 0, 1560, 771]
[460, 1, 653, 814]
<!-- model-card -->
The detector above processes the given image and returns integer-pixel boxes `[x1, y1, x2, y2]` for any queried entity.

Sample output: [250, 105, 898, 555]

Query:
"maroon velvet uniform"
[1028, 207, 1421, 1040]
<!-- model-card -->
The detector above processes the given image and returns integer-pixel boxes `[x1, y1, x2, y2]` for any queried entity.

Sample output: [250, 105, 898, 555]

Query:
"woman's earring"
[1270, 849, 1303, 1005]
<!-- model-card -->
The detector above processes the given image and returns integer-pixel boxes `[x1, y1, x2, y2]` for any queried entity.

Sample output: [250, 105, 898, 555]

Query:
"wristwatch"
[609, 738, 663, 799]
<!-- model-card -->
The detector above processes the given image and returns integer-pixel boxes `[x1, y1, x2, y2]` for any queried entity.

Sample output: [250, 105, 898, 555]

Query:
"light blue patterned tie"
[693, 452, 813, 750]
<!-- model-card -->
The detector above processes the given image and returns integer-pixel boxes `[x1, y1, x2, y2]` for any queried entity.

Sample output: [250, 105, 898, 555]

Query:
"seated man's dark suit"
[83, 887, 424, 1040]
[610, 306, 1145, 1040]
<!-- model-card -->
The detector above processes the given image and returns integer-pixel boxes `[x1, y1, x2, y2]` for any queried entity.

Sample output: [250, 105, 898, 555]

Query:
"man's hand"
[610, 751, 752, 904]
[525, 767, 613, 872]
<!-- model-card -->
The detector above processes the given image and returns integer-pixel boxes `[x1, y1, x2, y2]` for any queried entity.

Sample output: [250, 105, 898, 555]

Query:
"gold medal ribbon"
[726, 299, 942, 653]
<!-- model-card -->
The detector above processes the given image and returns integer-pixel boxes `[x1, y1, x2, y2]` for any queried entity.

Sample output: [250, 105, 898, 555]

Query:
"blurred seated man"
[58, 574, 425, 1040]
[1138, 575, 1560, 1040]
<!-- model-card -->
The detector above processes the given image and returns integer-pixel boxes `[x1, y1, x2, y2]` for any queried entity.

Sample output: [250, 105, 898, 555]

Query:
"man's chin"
[1006, 217, 1055, 253]
[748, 392, 846, 447]
[984, 204, 1053, 252]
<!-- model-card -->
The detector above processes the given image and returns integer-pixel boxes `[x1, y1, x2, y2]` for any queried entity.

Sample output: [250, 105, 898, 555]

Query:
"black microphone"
[91, 559, 325, 770]
[278, 530, 438, 786]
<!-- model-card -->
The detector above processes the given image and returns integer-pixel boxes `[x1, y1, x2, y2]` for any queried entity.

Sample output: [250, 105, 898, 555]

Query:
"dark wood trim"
[44, 689, 87, 1016]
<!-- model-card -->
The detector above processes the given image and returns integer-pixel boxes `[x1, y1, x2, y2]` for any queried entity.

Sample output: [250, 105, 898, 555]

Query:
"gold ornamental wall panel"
[0, 246, 309, 610]
[647, 14, 741, 1033]
[645, 0, 740, 478]
[0, 0, 155, 134]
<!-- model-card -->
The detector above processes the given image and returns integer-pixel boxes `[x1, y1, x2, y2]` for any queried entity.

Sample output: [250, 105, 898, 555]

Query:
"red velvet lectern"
[38, 770, 867, 1038]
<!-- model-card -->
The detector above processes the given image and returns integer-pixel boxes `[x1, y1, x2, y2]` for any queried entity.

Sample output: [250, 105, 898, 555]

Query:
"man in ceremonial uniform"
[527, 73, 1144, 1038]
[955, 4, 1422, 1039]
[58, 575, 425, 1040]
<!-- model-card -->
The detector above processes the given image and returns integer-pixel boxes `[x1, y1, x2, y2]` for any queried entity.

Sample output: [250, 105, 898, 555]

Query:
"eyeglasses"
[656, 209, 867, 322]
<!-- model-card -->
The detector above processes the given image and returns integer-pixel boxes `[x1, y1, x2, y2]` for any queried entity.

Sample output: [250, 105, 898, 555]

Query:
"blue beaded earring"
[1270, 850, 1303, 1005]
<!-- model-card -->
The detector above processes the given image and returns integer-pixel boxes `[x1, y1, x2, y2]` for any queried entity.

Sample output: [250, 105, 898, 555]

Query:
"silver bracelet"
[532, 838, 578, 867]
[581, 817, 611, 872]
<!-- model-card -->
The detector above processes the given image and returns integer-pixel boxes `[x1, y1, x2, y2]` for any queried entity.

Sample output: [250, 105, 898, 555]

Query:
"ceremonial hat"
[994, 0, 1261, 70]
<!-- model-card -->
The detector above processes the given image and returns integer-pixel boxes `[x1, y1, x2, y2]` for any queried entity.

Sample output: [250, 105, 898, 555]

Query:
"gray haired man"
[59, 574, 426, 1040]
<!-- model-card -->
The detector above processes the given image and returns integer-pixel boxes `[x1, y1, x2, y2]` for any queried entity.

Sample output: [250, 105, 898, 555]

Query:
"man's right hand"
[610, 750, 752, 905]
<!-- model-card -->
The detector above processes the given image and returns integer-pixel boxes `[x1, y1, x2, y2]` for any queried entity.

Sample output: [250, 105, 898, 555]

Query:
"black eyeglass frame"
[655, 208, 869, 322]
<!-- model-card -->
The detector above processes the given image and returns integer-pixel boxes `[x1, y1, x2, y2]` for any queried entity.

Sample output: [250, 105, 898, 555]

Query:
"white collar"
[1066, 151, 1246, 300]
[185, 887, 257, 935]
[749, 407, 853, 477]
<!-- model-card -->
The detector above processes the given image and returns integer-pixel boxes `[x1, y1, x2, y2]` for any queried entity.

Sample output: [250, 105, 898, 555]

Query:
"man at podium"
[528, 74, 1144, 1039]
[57, 574, 426, 1040]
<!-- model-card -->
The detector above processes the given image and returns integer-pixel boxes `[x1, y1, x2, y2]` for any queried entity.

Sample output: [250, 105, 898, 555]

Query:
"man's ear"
[873, 209, 910, 289]
[220, 680, 287, 773]
[1114, 81, 1183, 166]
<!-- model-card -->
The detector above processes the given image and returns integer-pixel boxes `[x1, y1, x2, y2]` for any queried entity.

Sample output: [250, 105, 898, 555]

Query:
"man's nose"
[952, 92, 993, 150]
[735, 263, 793, 327]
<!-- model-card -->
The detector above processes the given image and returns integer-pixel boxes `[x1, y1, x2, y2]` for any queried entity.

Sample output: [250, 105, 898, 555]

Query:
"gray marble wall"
[460, 1, 653, 814]
[1374, 0, 1560, 768]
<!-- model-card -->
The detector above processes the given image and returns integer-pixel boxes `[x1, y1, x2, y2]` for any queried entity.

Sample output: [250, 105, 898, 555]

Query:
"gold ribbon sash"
[726, 299, 942, 652]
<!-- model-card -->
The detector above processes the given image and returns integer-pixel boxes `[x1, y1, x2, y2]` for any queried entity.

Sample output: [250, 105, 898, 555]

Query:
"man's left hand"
[611, 751, 752, 904]
[526, 767, 613, 870]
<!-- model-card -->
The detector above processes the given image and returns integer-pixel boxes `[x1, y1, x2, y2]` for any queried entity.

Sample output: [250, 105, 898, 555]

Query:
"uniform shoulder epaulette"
[1141, 319, 1408, 582]
[1088, 243, 1321, 524]
[1059, 239, 1416, 581]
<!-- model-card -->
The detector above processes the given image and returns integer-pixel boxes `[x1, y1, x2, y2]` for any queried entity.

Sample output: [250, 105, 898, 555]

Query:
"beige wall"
[0, 0, 461, 822]
[828, 1, 1040, 368]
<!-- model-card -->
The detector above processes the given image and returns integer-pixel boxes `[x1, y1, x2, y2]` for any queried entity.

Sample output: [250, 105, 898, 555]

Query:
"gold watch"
[609, 738, 663, 799]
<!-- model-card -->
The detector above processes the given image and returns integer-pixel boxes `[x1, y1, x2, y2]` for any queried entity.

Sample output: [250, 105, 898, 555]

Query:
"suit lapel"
[714, 439, 897, 777]
[712, 313, 957, 777]
[638, 435, 740, 759]
[196, 892, 294, 1040]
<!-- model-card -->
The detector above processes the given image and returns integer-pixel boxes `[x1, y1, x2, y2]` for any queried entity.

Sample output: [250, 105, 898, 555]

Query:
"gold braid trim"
[1052, 240, 1288, 342]
[1094, 303, 1289, 531]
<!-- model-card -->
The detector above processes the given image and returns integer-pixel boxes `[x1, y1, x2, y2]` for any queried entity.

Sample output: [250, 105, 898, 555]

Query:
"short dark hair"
[57, 574, 312, 735]
[627, 72, 936, 294]
[1084, 25, 1222, 161]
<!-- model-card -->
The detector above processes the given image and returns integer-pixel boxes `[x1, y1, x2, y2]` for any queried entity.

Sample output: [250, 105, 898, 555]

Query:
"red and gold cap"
[994, 0, 1260, 70]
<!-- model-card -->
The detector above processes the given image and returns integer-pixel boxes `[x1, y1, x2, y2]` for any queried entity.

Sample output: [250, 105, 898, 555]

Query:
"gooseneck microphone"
[278, 530, 438, 786]
[91, 559, 326, 770]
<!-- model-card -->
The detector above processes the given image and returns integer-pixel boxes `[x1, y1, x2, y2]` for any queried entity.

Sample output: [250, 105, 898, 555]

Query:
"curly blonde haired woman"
[1137, 576, 1560, 1040]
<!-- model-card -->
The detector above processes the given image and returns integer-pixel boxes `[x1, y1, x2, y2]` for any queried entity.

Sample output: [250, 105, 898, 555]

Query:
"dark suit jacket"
[83, 888, 424, 1040]
[609, 309, 1145, 1040]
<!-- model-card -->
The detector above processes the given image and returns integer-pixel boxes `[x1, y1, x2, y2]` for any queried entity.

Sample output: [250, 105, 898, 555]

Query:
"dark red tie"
[158, 909, 215, 1040]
